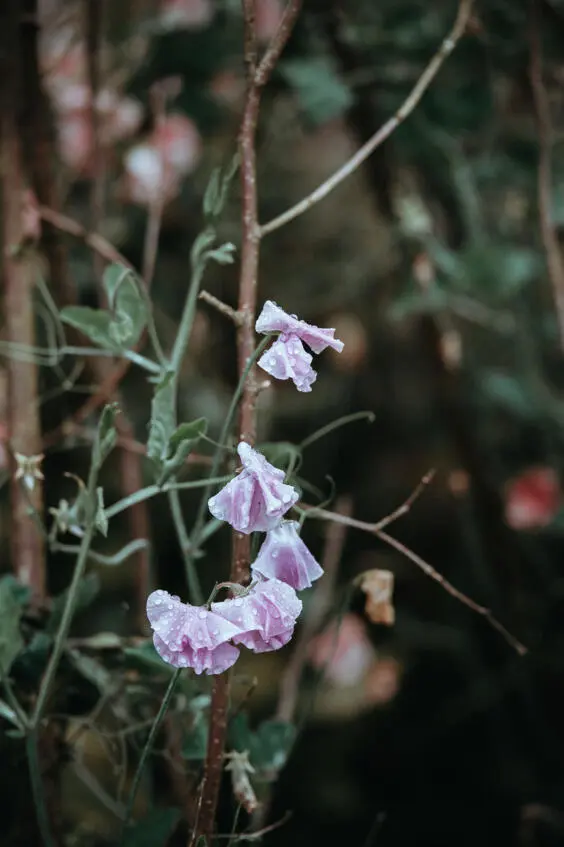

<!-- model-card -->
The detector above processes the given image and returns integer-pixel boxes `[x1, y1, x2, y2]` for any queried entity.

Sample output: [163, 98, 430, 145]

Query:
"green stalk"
[121, 668, 182, 838]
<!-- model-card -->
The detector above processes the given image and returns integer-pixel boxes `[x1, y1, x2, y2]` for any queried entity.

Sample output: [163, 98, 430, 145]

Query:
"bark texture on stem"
[1, 0, 46, 600]
[191, 3, 302, 844]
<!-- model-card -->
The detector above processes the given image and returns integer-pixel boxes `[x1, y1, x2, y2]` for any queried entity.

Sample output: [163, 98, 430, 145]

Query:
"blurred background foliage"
[3, 0, 564, 845]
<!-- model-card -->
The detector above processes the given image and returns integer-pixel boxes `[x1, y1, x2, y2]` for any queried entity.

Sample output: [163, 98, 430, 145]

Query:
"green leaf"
[92, 403, 119, 472]
[122, 807, 181, 847]
[191, 227, 217, 268]
[252, 720, 296, 774]
[147, 373, 176, 465]
[94, 487, 108, 536]
[205, 243, 236, 265]
[280, 56, 353, 125]
[123, 641, 175, 675]
[0, 576, 25, 674]
[203, 153, 239, 219]
[147, 373, 207, 481]
[182, 712, 208, 760]
[104, 264, 147, 348]
[13, 632, 52, 681]
[102, 263, 133, 307]
[47, 574, 100, 635]
[479, 371, 537, 420]
[159, 418, 207, 484]
[228, 714, 295, 778]
[60, 306, 120, 351]
[67, 649, 113, 692]
[60, 264, 147, 352]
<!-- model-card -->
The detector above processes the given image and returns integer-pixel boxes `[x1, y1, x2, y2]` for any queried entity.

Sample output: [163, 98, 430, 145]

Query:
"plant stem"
[31, 519, 97, 727]
[188, 335, 272, 553]
[26, 731, 57, 847]
[190, 3, 302, 844]
[122, 668, 182, 836]
[169, 487, 204, 605]
[104, 476, 232, 520]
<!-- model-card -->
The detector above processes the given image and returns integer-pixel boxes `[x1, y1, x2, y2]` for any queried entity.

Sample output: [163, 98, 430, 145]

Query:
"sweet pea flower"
[146, 589, 242, 674]
[257, 333, 317, 392]
[251, 520, 323, 591]
[212, 578, 302, 653]
[208, 442, 298, 534]
[255, 300, 344, 354]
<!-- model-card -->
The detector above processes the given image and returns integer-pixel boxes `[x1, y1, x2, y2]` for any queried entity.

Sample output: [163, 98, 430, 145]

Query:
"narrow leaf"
[122, 807, 181, 847]
[92, 403, 119, 471]
[147, 372, 175, 466]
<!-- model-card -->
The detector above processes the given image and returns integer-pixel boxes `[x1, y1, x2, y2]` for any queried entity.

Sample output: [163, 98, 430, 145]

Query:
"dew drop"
[198, 609, 207, 619]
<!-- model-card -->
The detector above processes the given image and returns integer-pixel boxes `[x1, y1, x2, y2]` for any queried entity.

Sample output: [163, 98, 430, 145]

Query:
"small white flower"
[14, 453, 44, 492]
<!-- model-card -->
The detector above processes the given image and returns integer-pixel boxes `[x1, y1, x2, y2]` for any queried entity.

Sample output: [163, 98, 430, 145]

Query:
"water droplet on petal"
[198, 609, 207, 619]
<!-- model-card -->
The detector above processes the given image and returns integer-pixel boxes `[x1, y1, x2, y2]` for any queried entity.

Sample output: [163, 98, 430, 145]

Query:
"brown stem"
[1, 1, 46, 602]
[190, 3, 302, 844]
[529, 0, 564, 349]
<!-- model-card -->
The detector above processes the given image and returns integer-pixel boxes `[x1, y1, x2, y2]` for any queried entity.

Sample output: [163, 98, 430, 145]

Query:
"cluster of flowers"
[146, 304, 343, 674]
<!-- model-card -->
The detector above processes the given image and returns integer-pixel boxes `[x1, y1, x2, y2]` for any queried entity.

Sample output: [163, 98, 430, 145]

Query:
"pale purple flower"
[212, 578, 302, 653]
[258, 333, 317, 392]
[208, 442, 298, 533]
[255, 300, 344, 354]
[146, 589, 242, 674]
[251, 520, 324, 591]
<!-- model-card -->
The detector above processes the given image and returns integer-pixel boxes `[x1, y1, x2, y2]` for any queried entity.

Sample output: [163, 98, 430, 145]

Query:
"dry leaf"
[359, 569, 395, 626]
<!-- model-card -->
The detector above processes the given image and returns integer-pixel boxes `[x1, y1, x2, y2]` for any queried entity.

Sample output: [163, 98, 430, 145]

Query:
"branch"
[529, 0, 564, 348]
[190, 3, 302, 845]
[260, 0, 474, 237]
[300, 473, 527, 656]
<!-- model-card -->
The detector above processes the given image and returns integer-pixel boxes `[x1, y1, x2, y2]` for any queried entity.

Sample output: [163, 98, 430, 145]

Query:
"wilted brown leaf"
[359, 569, 395, 626]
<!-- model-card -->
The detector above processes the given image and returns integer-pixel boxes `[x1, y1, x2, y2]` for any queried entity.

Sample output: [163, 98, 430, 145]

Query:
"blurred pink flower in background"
[41, 36, 143, 175]
[308, 613, 376, 687]
[159, 0, 215, 29]
[504, 466, 560, 530]
[123, 113, 201, 206]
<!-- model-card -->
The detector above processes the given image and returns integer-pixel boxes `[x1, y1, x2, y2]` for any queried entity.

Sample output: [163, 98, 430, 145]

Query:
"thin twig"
[529, 0, 564, 348]
[300, 474, 527, 655]
[375, 530, 527, 655]
[260, 0, 474, 237]
[199, 290, 242, 324]
[38, 205, 134, 268]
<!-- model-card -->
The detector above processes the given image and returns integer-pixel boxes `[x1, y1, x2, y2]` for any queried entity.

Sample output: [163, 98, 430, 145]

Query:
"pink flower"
[308, 614, 376, 687]
[504, 466, 560, 530]
[212, 579, 302, 653]
[208, 442, 298, 534]
[258, 334, 317, 392]
[123, 113, 201, 206]
[146, 589, 242, 674]
[251, 520, 323, 590]
[255, 300, 344, 354]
